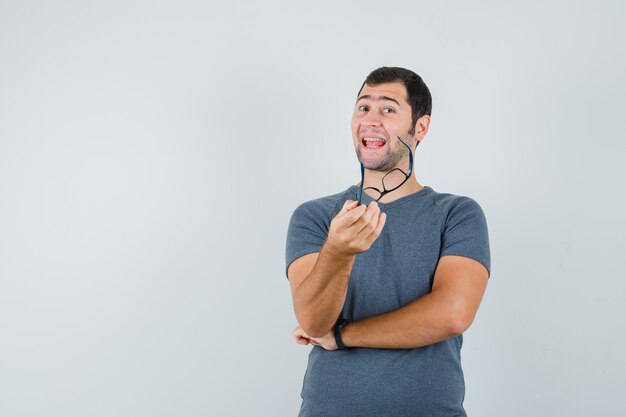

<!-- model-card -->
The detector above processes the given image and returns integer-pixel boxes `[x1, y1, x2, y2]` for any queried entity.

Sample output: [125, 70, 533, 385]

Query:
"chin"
[360, 159, 394, 171]
[357, 152, 390, 170]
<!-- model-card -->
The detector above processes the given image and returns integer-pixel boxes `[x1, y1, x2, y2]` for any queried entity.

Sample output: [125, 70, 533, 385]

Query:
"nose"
[360, 110, 382, 127]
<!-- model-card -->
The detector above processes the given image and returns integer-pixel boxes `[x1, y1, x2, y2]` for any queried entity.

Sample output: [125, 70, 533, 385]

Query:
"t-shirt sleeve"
[439, 197, 491, 277]
[284, 202, 330, 279]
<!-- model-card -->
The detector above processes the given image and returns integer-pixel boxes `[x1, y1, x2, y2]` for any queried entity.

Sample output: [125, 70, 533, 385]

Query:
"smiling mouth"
[362, 137, 387, 149]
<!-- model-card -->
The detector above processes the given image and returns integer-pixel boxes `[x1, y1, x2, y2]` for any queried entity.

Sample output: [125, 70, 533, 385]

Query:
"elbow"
[305, 328, 330, 338]
[300, 323, 331, 338]
[296, 315, 332, 338]
[447, 317, 471, 336]
[446, 308, 476, 336]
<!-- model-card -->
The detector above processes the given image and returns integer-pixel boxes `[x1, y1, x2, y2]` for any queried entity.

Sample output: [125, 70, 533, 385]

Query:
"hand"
[325, 199, 386, 256]
[293, 325, 338, 351]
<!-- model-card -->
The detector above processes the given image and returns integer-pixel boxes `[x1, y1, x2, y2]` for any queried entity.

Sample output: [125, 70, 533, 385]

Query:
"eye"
[382, 108, 395, 113]
[358, 105, 368, 111]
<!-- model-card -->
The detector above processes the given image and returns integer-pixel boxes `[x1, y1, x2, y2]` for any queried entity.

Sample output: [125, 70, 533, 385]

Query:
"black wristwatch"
[334, 318, 351, 351]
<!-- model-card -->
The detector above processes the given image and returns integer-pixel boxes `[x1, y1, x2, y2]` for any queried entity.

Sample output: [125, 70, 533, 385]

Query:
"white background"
[1, 1, 625, 416]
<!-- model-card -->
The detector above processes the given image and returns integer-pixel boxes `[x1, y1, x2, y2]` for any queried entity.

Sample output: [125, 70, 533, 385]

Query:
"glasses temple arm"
[357, 162, 364, 205]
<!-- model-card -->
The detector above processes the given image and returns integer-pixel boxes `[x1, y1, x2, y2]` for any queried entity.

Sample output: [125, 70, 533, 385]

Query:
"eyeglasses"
[356, 136, 415, 205]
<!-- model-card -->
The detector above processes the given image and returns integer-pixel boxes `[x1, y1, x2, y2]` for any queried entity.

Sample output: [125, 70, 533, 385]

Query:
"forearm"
[293, 242, 355, 337]
[341, 290, 469, 349]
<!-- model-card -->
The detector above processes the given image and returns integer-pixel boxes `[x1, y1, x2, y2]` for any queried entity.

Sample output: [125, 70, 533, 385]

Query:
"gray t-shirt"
[285, 185, 491, 417]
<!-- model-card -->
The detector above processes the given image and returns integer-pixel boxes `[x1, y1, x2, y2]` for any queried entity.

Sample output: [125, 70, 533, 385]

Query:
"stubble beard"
[356, 139, 409, 172]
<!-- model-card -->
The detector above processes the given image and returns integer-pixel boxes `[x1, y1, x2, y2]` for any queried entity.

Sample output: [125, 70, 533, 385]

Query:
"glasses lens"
[382, 168, 408, 192]
[367, 188, 383, 201]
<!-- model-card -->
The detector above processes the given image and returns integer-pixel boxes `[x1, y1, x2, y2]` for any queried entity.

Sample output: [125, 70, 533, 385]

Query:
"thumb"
[336, 200, 359, 218]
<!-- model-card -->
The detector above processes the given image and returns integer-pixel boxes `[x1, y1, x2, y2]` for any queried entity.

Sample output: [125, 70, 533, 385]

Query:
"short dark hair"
[358, 67, 432, 136]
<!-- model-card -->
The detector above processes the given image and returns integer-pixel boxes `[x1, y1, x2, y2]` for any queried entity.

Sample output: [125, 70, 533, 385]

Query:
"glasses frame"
[356, 136, 415, 205]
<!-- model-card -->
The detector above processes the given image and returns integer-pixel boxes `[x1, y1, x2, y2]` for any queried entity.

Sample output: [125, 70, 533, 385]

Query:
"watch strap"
[334, 318, 350, 351]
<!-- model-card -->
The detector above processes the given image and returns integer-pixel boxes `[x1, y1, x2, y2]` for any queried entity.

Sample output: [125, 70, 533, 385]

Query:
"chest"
[344, 208, 444, 320]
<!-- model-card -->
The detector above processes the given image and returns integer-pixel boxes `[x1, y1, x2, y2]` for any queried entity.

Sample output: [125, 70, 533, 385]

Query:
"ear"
[413, 115, 431, 141]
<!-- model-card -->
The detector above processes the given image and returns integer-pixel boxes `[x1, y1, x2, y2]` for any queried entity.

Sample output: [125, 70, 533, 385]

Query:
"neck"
[357, 169, 423, 204]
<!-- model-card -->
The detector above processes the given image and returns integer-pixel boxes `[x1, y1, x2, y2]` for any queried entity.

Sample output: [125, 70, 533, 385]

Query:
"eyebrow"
[356, 95, 400, 106]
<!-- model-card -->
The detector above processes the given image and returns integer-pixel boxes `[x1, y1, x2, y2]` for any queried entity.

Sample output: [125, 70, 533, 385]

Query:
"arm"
[295, 255, 488, 349]
[288, 200, 386, 338]
[342, 255, 488, 348]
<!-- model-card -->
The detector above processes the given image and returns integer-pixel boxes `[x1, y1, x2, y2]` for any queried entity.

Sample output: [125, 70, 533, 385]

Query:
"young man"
[285, 67, 491, 416]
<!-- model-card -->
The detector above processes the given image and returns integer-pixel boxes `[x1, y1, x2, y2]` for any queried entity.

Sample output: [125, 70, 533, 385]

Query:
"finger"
[294, 330, 310, 344]
[293, 327, 308, 340]
[365, 211, 387, 244]
[361, 204, 381, 236]
[350, 201, 379, 234]
[336, 200, 359, 218]
[338, 204, 368, 227]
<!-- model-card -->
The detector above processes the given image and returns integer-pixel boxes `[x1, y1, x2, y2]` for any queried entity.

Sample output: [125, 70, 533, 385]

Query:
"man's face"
[351, 82, 414, 171]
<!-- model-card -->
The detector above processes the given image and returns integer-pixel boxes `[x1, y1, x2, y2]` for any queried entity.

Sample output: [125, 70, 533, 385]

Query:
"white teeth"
[363, 137, 385, 148]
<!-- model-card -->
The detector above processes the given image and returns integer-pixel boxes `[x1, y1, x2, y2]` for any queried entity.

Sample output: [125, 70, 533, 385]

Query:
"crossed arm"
[289, 237, 488, 350]
[290, 250, 488, 350]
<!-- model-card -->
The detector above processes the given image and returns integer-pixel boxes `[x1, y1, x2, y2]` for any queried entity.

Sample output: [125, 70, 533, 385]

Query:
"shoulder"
[427, 188, 486, 220]
[430, 188, 491, 276]
[290, 187, 355, 222]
